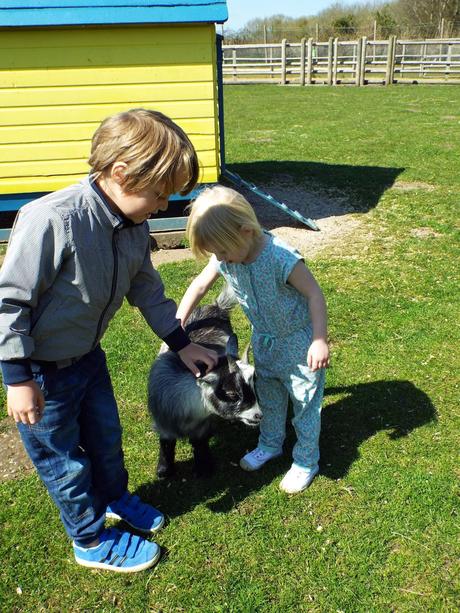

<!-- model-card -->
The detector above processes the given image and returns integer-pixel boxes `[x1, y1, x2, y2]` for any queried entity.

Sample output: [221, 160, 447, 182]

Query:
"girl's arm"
[287, 260, 330, 371]
[176, 259, 220, 325]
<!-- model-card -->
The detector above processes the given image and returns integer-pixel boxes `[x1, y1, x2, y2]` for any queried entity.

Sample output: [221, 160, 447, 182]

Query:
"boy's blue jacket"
[0, 176, 188, 384]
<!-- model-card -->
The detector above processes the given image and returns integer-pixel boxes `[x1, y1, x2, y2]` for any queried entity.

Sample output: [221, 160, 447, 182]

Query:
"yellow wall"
[0, 24, 220, 194]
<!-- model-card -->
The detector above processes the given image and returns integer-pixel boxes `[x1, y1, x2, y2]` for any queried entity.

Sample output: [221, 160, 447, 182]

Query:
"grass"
[1, 85, 459, 611]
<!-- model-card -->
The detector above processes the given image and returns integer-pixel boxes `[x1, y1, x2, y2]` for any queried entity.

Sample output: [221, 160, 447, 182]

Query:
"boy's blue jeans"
[17, 345, 128, 546]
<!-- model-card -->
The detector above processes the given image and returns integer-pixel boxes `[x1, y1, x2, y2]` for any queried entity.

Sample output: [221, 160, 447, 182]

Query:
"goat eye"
[226, 391, 239, 400]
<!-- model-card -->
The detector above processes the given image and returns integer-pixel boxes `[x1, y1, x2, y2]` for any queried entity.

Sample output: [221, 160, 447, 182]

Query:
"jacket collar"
[84, 175, 141, 230]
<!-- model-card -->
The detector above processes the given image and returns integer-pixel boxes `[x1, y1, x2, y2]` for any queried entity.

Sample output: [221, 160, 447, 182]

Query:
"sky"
[224, 0, 369, 31]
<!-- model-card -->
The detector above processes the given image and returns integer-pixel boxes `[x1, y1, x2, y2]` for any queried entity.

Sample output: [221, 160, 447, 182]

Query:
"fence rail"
[222, 38, 460, 85]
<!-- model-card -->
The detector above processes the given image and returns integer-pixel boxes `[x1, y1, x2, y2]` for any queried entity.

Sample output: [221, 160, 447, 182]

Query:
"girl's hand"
[7, 380, 45, 425]
[307, 339, 330, 371]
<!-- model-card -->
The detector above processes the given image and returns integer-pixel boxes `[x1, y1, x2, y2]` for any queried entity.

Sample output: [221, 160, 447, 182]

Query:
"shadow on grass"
[135, 379, 435, 518]
[320, 379, 437, 480]
[223, 161, 404, 228]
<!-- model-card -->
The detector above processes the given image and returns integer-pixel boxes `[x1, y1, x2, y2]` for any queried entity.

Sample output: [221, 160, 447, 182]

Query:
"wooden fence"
[222, 38, 460, 85]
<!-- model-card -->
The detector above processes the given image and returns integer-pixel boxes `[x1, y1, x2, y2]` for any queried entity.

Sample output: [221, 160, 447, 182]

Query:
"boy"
[0, 109, 217, 573]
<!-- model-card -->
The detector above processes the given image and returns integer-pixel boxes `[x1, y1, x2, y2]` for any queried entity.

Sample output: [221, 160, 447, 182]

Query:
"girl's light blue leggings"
[255, 362, 325, 469]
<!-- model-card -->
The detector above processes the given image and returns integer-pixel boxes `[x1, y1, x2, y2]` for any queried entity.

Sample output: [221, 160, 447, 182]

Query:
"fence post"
[332, 37, 339, 85]
[300, 37, 306, 86]
[360, 36, 367, 86]
[306, 37, 313, 85]
[356, 37, 363, 85]
[327, 37, 334, 85]
[281, 38, 287, 85]
[385, 35, 396, 85]
[232, 48, 237, 81]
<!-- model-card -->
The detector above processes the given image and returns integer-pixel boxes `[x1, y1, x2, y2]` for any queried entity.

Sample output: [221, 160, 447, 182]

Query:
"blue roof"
[0, 1, 228, 27]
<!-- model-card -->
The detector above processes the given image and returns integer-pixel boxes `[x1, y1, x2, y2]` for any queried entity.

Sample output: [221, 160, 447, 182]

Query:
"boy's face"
[99, 164, 188, 224]
[114, 183, 171, 224]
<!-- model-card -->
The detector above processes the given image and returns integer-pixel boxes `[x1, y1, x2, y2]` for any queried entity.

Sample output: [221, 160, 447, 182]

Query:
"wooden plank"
[0, 117, 217, 145]
[0, 99, 216, 126]
[327, 37, 334, 86]
[0, 135, 217, 164]
[0, 24, 211, 50]
[281, 39, 287, 85]
[355, 38, 362, 86]
[306, 38, 313, 85]
[0, 149, 218, 179]
[332, 38, 338, 85]
[0, 81, 215, 107]
[1, 43, 212, 69]
[0, 165, 219, 194]
[300, 38, 306, 86]
[0, 64, 214, 88]
[360, 37, 367, 86]
[148, 217, 188, 232]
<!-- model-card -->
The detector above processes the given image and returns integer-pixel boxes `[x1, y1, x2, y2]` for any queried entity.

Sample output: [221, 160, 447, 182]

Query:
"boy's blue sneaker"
[106, 492, 165, 533]
[73, 528, 160, 573]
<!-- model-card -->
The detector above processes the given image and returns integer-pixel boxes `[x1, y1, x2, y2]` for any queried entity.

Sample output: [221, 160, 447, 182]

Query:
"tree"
[375, 6, 399, 37]
[394, 0, 460, 37]
[333, 14, 358, 36]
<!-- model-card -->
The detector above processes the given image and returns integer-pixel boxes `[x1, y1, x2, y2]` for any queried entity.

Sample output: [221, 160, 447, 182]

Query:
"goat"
[148, 286, 261, 478]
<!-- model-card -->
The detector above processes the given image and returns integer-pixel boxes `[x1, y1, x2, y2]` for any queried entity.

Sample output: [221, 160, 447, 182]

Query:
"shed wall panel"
[0, 24, 220, 194]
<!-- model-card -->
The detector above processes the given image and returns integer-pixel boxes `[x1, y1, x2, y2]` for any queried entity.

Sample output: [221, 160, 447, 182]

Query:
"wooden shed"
[0, 1, 228, 236]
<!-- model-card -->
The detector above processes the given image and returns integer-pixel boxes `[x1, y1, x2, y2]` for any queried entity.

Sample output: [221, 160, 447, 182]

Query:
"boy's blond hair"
[88, 108, 199, 194]
[187, 185, 263, 258]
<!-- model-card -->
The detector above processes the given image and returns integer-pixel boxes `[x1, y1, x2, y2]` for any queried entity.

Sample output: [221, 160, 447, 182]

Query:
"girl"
[177, 186, 330, 494]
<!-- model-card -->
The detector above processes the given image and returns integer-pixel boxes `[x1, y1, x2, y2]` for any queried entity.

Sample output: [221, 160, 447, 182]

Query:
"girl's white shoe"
[240, 447, 282, 471]
[279, 464, 319, 494]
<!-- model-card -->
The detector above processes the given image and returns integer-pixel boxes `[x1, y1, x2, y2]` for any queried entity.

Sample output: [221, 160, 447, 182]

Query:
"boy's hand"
[178, 343, 218, 377]
[307, 339, 330, 372]
[7, 380, 45, 425]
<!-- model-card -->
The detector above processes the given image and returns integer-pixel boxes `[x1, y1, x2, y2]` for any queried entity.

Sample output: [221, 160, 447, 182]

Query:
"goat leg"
[157, 438, 177, 479]
[190, 436, 215, 478]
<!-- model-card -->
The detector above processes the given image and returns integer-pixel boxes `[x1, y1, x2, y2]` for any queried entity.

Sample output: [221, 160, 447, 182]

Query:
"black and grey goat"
[148, 286, 261, 478]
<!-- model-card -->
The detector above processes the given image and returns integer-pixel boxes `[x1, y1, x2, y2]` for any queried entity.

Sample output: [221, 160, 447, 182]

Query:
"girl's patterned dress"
[213, 231, 325, 469]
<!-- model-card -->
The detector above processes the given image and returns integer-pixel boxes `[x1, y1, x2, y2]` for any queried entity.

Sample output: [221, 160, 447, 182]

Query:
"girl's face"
[207, 228, 258, 265]
[211, 242, 252, 265]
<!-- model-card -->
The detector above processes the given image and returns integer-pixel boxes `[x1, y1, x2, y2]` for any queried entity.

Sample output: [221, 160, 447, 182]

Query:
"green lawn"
[1, 85, 459, 611]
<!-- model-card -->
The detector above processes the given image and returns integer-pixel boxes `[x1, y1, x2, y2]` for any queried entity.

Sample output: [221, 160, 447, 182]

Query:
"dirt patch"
[154, 178, 367, 265]
[391, 181, 436, 192]
[0, 418, 34, 481]
[409, 227, 442, 239]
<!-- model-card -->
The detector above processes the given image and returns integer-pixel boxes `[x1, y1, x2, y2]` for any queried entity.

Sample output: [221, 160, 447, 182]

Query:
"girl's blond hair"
[187, 185, 263, 258]
[88, 108, 199, 194]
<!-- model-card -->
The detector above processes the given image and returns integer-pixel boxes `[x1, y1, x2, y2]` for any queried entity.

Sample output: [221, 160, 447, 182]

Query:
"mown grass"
[0, 85, 459, 612]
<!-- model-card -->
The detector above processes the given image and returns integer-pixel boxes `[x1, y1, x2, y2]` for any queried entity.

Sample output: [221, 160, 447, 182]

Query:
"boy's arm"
[287, 260, 330, 371]
[176, 259, 220, 325]
[7, 381, 45, 425]
[126, 250, 219, 376]
[0, 207, 68, 384]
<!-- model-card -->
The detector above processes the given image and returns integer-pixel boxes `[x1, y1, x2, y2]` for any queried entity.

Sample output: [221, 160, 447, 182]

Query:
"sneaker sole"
[239, 452, 282, 472]
[105, 512, 165, 534]
[279, 467, 319, 494]
[75, 546, 161, 573]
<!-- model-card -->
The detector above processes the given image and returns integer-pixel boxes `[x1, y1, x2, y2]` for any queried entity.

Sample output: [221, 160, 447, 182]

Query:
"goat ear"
[226, 333, 239, 357]
[227, 355, 238, 373]
[241, 343, 251, 364]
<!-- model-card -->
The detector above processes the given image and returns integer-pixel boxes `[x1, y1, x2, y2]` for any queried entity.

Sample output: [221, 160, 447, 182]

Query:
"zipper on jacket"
[92, 230, 119, 349]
